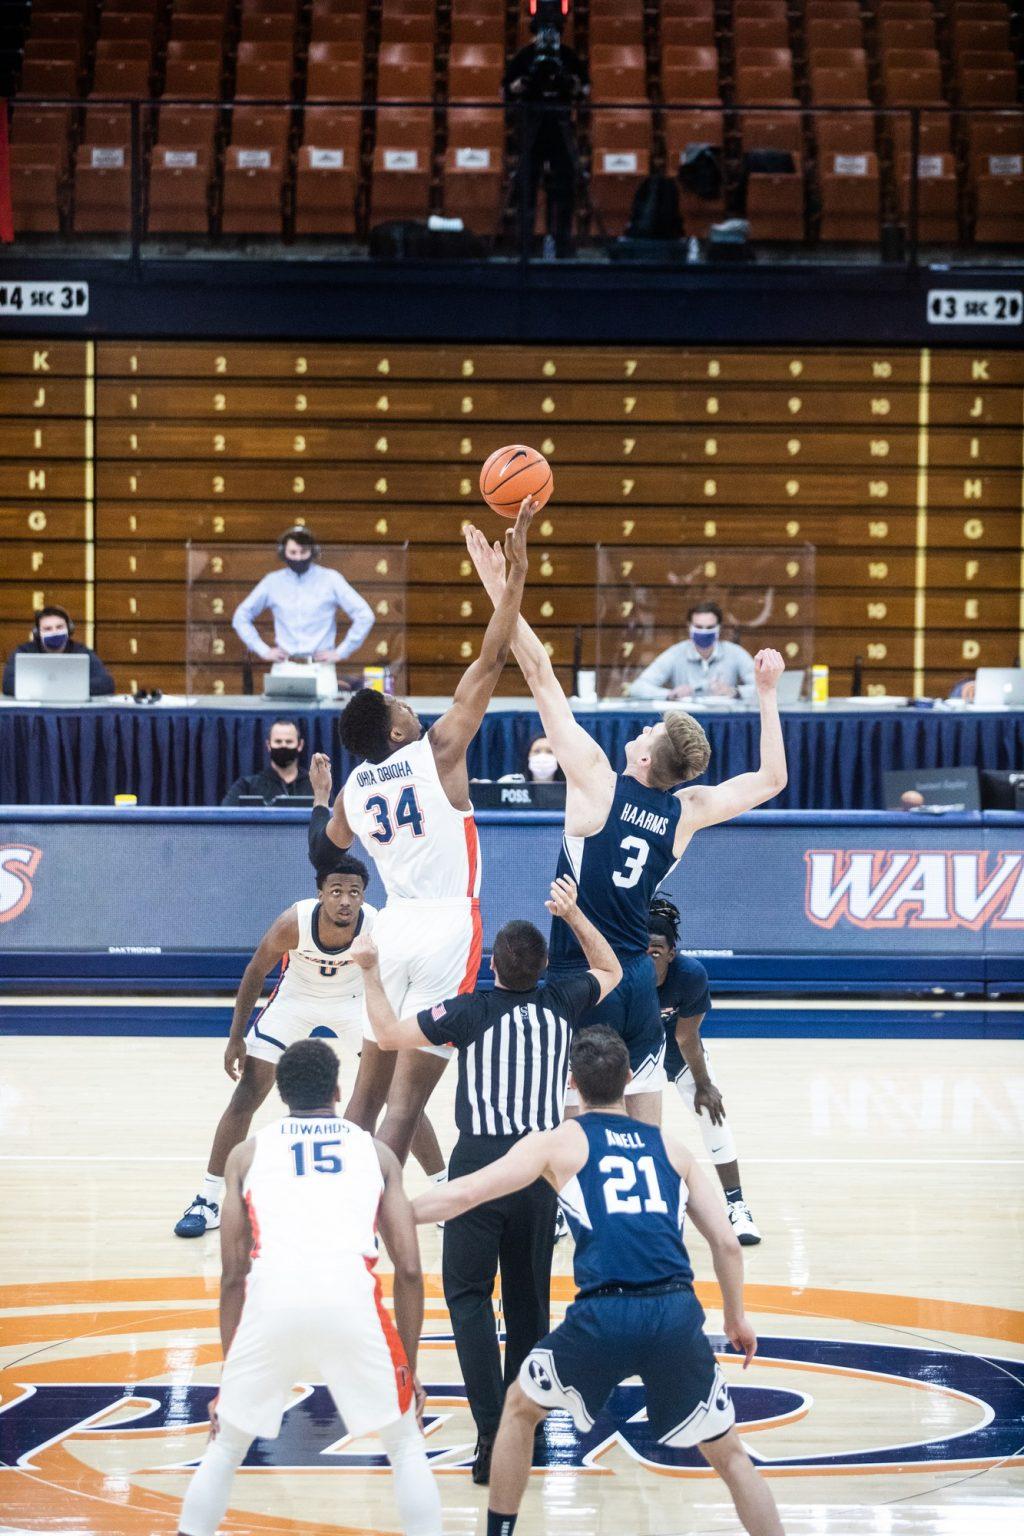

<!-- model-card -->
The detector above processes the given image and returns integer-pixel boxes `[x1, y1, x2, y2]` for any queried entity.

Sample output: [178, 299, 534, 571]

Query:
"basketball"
[479, 443, 554, 517]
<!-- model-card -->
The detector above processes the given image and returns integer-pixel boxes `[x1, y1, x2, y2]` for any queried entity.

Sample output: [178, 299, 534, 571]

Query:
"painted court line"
[2, 994, 1022, 1012]
[0, 1154, 1021, 1166]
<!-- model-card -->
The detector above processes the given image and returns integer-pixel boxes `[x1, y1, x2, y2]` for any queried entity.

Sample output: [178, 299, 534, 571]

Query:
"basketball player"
[175, 855, 385, 1237]
[465, 523, 787, 1126]
[308, 498, 535, 1166]
[648, 895, 761, 1245]
[413, 1026, 784, 1536]
[177, 1038, 442, 1536]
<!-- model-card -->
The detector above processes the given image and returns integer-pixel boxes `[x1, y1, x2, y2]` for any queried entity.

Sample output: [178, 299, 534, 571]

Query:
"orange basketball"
[479, 443, 554, 518]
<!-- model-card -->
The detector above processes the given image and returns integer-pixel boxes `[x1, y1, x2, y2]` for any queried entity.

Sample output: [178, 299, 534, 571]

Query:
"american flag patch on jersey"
[431, 1003, 447, 1021]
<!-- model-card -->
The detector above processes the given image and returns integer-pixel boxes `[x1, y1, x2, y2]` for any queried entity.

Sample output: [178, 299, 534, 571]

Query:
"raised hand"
[545, 874, 579, 920]
[464, 521, 507, 600]
[348, 932, 379, 971]
[753, 648, 785, 694]
[309, 751, 332, 804]
[503, 495, 538, 572]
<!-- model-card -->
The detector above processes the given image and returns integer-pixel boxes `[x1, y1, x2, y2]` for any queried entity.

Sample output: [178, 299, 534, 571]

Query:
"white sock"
[202, 1173, 225, 1207]
[428, 1169, 448, 1186]
[378, 1409, 444, 1536]
[178, 1419, 251, 1536]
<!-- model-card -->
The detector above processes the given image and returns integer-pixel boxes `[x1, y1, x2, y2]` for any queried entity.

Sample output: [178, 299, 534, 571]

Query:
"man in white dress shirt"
[232, 526, 375, 665]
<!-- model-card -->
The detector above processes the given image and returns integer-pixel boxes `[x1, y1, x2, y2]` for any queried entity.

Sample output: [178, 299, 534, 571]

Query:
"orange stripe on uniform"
[463, 815, 480, 898]
[458, 900, 483, 994]
[364, 1256, 413, 1416]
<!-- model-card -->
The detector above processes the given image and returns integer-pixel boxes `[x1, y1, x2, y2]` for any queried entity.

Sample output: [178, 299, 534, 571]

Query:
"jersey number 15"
[290, 1138, 344, 1177]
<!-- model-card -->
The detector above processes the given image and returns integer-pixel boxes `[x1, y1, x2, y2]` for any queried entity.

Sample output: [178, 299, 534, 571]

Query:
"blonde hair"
[649, 711, 711, 788]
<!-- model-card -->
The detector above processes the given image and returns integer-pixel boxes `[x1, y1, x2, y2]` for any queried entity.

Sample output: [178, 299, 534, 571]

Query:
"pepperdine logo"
[0, 844, 41, 924]
[804, 849, 1024, 930]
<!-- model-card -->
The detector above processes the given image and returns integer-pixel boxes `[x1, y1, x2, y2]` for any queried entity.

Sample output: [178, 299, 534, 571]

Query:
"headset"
[32, 605, 75, 642]
[276, 525, 320, 560]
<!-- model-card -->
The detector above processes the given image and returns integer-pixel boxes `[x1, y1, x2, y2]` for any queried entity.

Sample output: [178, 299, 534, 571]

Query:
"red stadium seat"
[809, 50, 871, 106]
[662, 47, 720, 105]
[10, 143, 63, 232]
[806, 18, 863, 49]
[157, 105, 219, 153]
[814, 113, 877, 156]
[442, 110, 504, 231]
[733, 16, 789, 50]
[294, 143, 359, 233]
[164, 58, 223, 99]
[148, 144, 213, 233]
[73, 142, 132, 233]
[230, 106, 293, 153]
[90, 57, 152, 98]
[660, 16, 715, 47]
[306, 44, 363, 101]
[819, 149, 882, 241]
[221, 145, 285, 233]
[665, 107, 725, 235]
[20, 57, 80, 96]
[896, 151, 959, 242]
[370, 107, 433, 222]
[447, 45, 504, 101]
[746, 154, 804, 240]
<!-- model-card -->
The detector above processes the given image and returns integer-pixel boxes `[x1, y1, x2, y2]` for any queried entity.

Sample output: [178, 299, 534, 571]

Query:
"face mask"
[286, 556, 313, 576]
[41, 631, 69, 651]
[690, 625, 719, 651]
[529, 752, 558, 782]
[270, 746, 300, 768]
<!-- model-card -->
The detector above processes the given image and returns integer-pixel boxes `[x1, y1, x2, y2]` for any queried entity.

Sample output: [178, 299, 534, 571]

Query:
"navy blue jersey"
[658, 955, 711, 1080]
[559, 1112, 693, 1296]
[550, 775, 681, 969]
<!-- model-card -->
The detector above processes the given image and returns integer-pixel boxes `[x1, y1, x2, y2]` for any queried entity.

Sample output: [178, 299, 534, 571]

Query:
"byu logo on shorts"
[528, 1357, 553, 1393]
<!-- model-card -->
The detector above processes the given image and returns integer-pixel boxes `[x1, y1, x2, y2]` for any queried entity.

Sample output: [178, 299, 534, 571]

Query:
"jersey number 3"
[365, 786, 425, 845]
[599, 1154, 668, 1215]
[612, 834, 650, 889]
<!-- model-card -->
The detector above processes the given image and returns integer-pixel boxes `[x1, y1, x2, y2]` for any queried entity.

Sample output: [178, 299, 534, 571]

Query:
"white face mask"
[529, 751, 558, 782]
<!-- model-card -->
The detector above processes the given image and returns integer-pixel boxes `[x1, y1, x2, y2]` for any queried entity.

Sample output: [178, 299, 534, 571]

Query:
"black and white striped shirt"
[418, 973, 600, 1137]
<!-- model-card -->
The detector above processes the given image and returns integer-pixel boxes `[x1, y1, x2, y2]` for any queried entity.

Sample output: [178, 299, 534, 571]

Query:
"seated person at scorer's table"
[221, 717, 313, 805]
[2, 605, 115, 697]
[628, 600, 755, 702]
[231, 524, 375, 666]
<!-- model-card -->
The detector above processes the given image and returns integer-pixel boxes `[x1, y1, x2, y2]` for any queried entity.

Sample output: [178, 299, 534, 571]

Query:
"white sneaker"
[727, 1199, 762, 1246]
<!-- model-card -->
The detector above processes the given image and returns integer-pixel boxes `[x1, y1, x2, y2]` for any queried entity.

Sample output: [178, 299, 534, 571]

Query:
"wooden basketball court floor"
[1, 1029, 1022, 1536]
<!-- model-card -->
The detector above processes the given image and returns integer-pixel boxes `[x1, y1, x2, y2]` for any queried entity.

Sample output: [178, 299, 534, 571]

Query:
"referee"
[351, 877, 621, 1484]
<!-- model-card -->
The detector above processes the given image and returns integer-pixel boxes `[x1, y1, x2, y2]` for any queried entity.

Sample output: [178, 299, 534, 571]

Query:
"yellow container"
[811, 664, 829, 704]
[114, 793, 138, 806]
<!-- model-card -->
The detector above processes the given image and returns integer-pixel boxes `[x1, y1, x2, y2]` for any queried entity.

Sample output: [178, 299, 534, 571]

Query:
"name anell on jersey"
[355, 760, 413, 788]
[620, 802, 670, 836]
[605, 1128, 646, 1150]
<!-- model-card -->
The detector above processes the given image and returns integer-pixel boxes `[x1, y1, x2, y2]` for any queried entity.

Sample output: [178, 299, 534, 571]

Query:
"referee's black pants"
[442, 1132, 558, 1440]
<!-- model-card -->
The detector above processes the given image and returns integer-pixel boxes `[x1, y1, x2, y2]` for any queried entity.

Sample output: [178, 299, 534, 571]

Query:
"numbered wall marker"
[0, 282, 89, 316]
[927, 290, 1022, 326]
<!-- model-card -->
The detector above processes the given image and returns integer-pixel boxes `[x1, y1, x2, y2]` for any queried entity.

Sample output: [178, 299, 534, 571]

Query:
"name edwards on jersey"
[355, 760, 413, 788]
[620, 802, 670, 837]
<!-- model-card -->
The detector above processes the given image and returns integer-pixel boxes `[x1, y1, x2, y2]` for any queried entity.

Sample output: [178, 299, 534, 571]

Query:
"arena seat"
[954, 18, 1013, 52]
[376, 56, 435, 105]
[90, 56, 152, 98]
[306, 45, 364, 102]
[294, 143, 359, 233]
[442, 109, 504, 230]
[809, 49, 871, 106]
[742, 109, 803, 154]
[879, 19, 938, 50]
[234, 43, 294, 102]
[379, 14, 436, 48]
[10, 106, 73, 173]
[450, 13, 506, 47]
[661, 47, 720, 105]
[170, 16, 227, 44]
[240, 13, 296, 43]
[733, 16, 790, 50]
[148, 143, 213, 233]
[157, 104, 219, 153]
[735, 49, 797, 106]
[806, 18, 863, 49]
[896, 151, 960, 242]
[590, 45, 648, 105]
[370, 108, 434, 222]
[163, 56, 223, 99]
[9, 144, 63, 233]
[660, 16, 715, 47]
[448, 45, 504, 102]
[82, 106, 133, 145]
[309, 13, 364, 44]
[590, 113, 651, 236]
[888, 109, 954, 157]
[221, 144, 286, 233]
[733, 0, 787, 18]
[819, 150, 882, 241]
[665, 107, 725, 235]
[231, 106, 293, 153]
[73, 142, 133, 233]
[958, 65, 1019, 108]
[19, 57, 79, 95]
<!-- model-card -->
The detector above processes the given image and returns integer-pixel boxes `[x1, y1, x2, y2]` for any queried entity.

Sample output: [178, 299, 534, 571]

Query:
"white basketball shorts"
[246, 989, 365, 1067]
[362, 896, 483, 1060]
[215, 1263, 413, 1441]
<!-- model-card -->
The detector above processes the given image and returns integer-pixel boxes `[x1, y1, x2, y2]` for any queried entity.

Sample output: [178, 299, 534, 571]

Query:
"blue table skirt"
[0, 704, 1020, 808]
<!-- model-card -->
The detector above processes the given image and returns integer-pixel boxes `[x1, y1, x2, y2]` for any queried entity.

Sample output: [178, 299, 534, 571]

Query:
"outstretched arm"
[348, 934, 434, 1049]
[545, 875, 622, 1001]
[412, 1128, 557, 1224]
[675, 648, 787, 845]
[428, 499, 534, 775]
[224, 909, 299, 1081]
[464, 524, 613, 794]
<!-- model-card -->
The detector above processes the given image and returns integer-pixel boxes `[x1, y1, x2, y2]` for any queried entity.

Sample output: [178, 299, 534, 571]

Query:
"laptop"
[974, 668, 1024, 708]
[14, 652, 91, 702]
[775, 668, 805, 704]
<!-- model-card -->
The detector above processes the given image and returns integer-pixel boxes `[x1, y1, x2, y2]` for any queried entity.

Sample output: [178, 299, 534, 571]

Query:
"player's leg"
[377, 1409, 444, 1536]
[344, 1036, 398, 1130]
[177, 1415, 252, 1536]
[675, 1038, 761, 1245]
[698, 1428, 785, 1536]
[174, 1054, 275, 1238]
[376, 1048, 450, 1165]
[487, 1380, 546, 1529]
[442, 1176, 507, 1473]
[409, 1108, 447, 1177]
[584, 954, 666, 1127]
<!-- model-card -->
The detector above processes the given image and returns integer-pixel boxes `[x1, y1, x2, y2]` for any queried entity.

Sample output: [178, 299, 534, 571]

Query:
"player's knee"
[698, 1425, 746, 1477]
[231, 1065, 271, 1114]
[503, 1380, 546, 1426]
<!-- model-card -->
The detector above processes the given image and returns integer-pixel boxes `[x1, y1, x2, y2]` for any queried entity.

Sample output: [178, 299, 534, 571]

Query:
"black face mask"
[269, 746, 300, 768]
[286, 556, 313, 576]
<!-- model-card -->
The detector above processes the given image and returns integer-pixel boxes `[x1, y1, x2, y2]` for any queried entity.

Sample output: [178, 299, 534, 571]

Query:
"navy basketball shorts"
[519, 1284, 735, 1447]
[571, 953, 666, 1095]
[662, 954, 712, 1081]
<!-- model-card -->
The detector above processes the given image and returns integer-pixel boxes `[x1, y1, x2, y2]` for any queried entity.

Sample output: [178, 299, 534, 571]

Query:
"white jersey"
[342, 733, 482, 903]
[275, 898, 377, 1007]
[243, 1114, 383, 1282]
